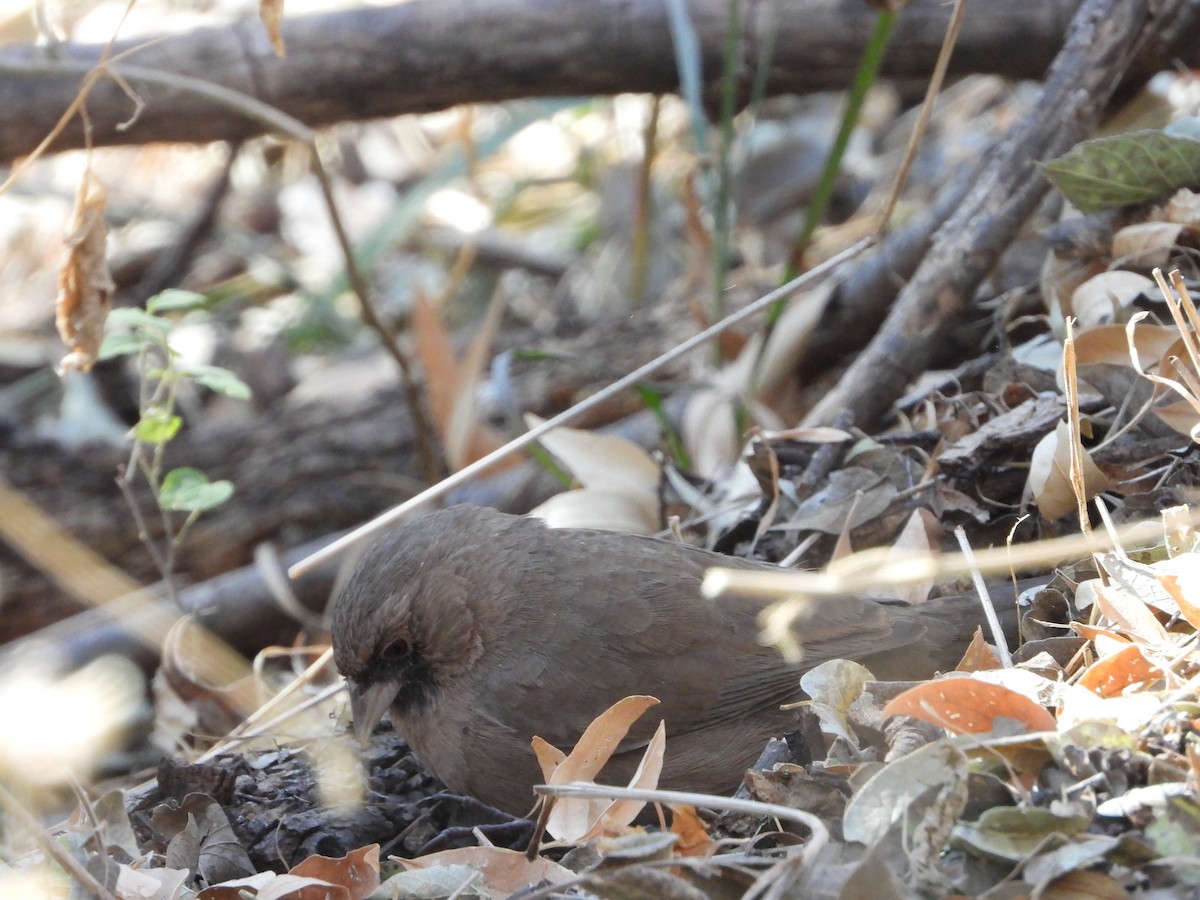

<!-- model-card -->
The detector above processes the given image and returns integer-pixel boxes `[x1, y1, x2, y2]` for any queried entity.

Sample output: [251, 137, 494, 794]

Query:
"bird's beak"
[348, 679, 400, 742]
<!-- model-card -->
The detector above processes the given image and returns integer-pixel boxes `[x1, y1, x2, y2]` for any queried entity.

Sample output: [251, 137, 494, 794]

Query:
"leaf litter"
[6, 8, 1200, 899]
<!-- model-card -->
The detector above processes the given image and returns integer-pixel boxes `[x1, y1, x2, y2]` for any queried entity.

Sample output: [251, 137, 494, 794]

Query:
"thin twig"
[0, 782, 117, 900]
[954, 525, 1012, 666]
[876, 0, 968, 234]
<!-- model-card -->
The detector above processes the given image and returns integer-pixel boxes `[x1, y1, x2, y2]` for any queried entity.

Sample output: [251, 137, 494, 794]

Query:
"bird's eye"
[379, 638, 410, 663]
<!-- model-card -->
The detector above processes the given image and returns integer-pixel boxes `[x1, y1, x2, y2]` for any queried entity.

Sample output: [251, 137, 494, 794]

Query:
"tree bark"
[0, 0, 1097, 163]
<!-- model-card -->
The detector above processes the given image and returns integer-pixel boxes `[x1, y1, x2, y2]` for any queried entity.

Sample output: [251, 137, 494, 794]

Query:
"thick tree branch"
[0, 0, 1094, 162]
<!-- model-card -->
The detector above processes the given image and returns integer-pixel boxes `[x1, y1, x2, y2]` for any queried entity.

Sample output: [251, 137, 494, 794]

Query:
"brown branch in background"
[803, 0, 1199, 432]
[0, 0, 1139, 164]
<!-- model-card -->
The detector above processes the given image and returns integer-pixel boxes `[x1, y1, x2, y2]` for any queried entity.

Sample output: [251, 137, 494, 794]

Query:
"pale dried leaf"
[1166, 187, 1200, 225]
[1070, 271, 1154, 329]
[528, 489, 661, 533]
[842, 741, 968, 845]
[1025, 421, 1109, 521]
[56, 172, 114, 373]
[403, 846, 572, 896]
[878, 508, 940, 603]
[581, 719, 665, 839]
[537, 695, 661, 841]
[524, 414, 660, 520]
[1111, 222, 1183, 268]
[1091, 580, 1172, 647]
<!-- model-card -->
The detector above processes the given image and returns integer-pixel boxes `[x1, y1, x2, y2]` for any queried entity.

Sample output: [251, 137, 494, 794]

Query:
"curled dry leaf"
[410, 289, 510, 472]
[1166, 187, 1200, 224]
[1124, 313, 1200, 437]
[524, 415, 661, 532]
[533, 694, 665, 842]
[56, 171, 114, 373]
[955, 628, 1004, 672]
[880, 676, 1058, 736]
[1075, 643, 1163, 697]
[1025, 421, 1110, 521]
[1091, 580, 1172, 648]
[260, 0, 286, 57]
[797, 659, 874, 751]
[1070, 270, 1155, 329]
[842, 740, 969, 846]
[1157, 570, 1200, 629]
[1111, 222, 1189, 269]
[669, 804, 713, 857]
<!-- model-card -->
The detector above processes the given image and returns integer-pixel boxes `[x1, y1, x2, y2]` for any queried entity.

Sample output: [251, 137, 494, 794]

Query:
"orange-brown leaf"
[1075, 643, 1162, 698]
[56, 172, 113, 373]
[955, 627, 1003, 672]
[881, 677, 1057, 735]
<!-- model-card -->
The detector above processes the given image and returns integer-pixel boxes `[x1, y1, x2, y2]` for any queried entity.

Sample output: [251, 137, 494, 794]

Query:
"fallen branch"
[0, 0, 1139, 163]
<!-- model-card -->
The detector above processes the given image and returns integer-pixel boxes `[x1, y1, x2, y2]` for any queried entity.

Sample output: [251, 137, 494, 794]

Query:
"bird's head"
[331, 519, 487, 740]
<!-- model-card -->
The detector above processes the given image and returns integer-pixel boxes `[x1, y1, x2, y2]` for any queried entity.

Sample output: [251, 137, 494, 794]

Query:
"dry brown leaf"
[535, 694, 663, 841]
[880, 677, 1057, 735]
[1025, 421, 1110, 521]
[1071, 621, 1127, 644]
[260, 0, 286, 56]
[409, 289, 511, 471]
[1124, 313, 1200, 437]
[531, 735, 568, 782]
[1149, 334, 1200, 436]
[1070, 270, 1155, 329]
[955, 627, 1004, 672]
[669, 804, 713, 857]
[401, 846, 572, 895]
[56, 171, 113, 373]
[1075, 643, 1162, 698]
[1041, 868, 1132, 900]
[1092, 581, 1172, 647]
[1111, 222, 1185, 268]
[287, 844, 378, 900]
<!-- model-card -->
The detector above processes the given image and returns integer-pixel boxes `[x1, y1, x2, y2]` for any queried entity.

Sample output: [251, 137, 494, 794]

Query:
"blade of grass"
[787, 8, 897, 275]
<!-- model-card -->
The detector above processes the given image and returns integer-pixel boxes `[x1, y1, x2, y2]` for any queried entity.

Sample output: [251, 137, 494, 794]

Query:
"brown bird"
[332, 505, 1005, 815]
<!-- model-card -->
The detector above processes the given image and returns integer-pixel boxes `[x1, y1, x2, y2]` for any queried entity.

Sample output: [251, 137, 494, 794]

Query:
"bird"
[331, 504, 1009, 815]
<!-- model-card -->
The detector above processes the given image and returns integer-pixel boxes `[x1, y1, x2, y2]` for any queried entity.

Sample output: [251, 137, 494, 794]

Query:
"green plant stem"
[630, 94, 661, 308]
[786, 9, 897, 278]
[748, 9, 896, 398]
[711, 0, 742, 327]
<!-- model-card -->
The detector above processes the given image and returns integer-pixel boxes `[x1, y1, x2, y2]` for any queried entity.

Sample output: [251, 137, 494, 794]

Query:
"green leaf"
[160, 468, 234, 512]
[133, 409, 182, 444]
[108, 307, 172, 334]
[147, 289, 209, 313]
[178, 364, 252, 400]
[1042, 119, 1200, 213]
[98, 331, 144, 360]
